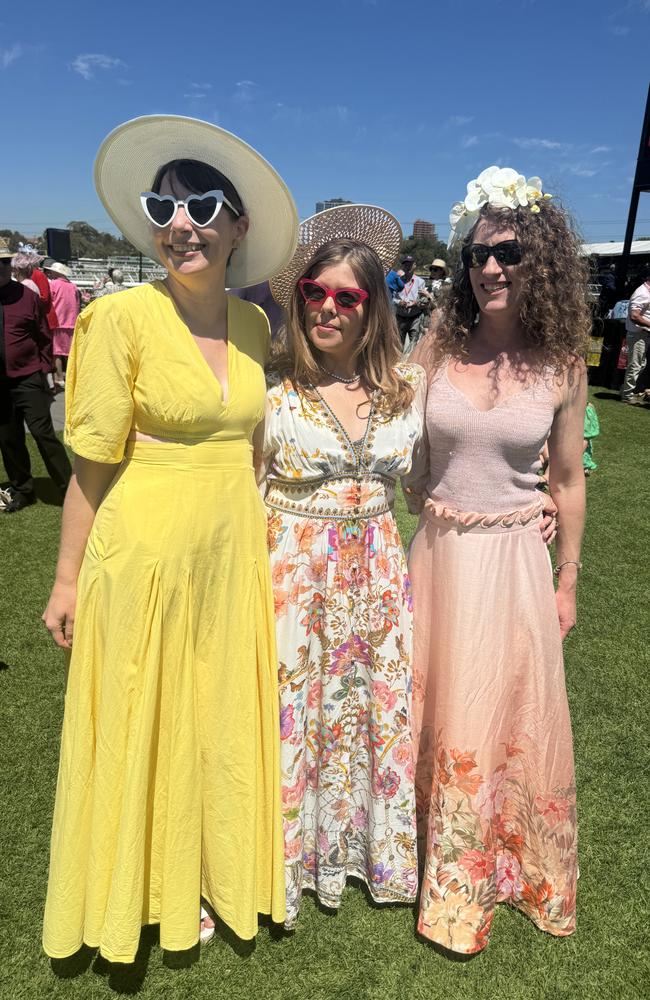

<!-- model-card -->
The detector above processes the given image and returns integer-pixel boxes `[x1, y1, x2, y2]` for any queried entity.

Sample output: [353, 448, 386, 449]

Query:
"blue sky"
[1, 0, 649, 246]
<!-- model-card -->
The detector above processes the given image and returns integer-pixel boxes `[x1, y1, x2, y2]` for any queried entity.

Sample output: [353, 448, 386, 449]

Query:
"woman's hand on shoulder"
[42, 580, 77, 650]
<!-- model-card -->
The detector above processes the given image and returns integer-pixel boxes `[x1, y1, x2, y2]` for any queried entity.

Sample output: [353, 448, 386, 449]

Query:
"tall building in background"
[410, 219, 437, 240]
[315, 197, 353, 214]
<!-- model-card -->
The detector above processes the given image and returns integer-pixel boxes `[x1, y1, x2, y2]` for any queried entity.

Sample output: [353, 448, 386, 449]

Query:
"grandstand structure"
[69, 256, 167, 290]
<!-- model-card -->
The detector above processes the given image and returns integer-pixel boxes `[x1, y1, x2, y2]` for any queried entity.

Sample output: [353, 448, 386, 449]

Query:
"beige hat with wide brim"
[0, 237, 13, 259]
[44, 261, 72, 278]
[270, 204, 403, 307]
[94, 115, 299, 288]
[430, 258, 448, 272]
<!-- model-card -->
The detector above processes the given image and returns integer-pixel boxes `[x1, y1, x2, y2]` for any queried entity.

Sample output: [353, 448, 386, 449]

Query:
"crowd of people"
[0, 241, 73, 513]
[0, 113, 640, 975]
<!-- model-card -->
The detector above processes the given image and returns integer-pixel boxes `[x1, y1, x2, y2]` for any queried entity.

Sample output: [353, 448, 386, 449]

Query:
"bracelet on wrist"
[554, 560, 582, 576]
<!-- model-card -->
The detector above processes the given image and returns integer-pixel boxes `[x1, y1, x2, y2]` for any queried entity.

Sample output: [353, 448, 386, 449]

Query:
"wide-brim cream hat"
[94, 115, 299, 288]
[270, 204, 403, 307]
[430, 258, 448, 272]
[44, 261, 72, 278]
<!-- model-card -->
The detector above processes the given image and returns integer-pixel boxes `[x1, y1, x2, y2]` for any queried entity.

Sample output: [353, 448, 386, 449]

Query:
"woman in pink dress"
[45, 262, 80, 390]
[405, 167, 589, 954]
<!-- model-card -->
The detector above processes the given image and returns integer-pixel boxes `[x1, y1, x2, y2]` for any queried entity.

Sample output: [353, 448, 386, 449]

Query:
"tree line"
[0, 222, 137, 259]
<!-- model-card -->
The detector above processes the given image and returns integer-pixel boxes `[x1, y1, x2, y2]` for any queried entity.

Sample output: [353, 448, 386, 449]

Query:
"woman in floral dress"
[259, 206, 427, 928]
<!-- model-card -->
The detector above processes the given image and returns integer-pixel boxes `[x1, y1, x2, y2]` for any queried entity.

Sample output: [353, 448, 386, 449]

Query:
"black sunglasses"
[461, 240, 523, 268]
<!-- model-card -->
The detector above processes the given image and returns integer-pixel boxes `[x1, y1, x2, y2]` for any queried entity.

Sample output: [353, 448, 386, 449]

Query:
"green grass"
[1, 388, 648, 999]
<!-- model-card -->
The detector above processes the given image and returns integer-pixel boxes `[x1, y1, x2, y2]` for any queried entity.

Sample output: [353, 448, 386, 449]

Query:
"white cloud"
[1, 43, 23, 69]
[185, 92, 206, 99]
[233, 80, 257, 104]
[565, 164, 597, 177]
[590, 145, 612, 154]
[330, 104, 350, 122]
[71, 53, 126, 80]
[449, 115, 474, 127]
[461, 134, 479, 148]
[272, 102, 304, 126]
[513, 136, 565, 150]
[190, 82, 212, 90]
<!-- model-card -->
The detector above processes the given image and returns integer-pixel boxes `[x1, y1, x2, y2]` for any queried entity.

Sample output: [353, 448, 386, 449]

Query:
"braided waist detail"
[265, 473, 395, 520]
[423, 494, 544, 529]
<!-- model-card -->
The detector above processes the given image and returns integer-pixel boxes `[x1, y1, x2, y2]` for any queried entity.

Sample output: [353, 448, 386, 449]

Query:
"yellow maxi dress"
[43, 281, 286, 963]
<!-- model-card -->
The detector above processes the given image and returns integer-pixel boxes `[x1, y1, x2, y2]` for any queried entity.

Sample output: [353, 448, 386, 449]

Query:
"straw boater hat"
[44, 261, 72, 278]
[270, 204, 403, 307]
[430, 257, 448, 272]
[0, 237, 13, 259]
[94, 114, 299, 288]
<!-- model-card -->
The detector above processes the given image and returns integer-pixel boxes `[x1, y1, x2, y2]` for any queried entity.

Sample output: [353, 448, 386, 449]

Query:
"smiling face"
[303, 261, 368, 366]
[150, 170, 248, 281]
[467, 219, 523, 319]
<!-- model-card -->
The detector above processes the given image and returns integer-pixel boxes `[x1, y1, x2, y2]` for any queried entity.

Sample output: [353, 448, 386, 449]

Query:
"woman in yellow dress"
[41, 115, 298, 963]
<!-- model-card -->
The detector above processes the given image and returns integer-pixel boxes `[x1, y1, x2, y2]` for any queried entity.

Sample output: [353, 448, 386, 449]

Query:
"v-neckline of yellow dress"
[158, 280, 233, 408]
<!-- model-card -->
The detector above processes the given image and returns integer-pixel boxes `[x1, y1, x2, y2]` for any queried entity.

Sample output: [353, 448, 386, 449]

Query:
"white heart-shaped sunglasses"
[140, 189, 241, 228]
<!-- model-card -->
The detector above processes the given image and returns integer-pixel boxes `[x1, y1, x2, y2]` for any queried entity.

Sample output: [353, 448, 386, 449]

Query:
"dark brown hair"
[418, 200, 591, 374]
[270, 238, 414, 417]
[151, 158, 244, 220]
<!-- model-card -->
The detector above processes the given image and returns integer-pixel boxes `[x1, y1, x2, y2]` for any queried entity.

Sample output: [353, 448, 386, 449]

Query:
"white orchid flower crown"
[448, 165, 552, 248]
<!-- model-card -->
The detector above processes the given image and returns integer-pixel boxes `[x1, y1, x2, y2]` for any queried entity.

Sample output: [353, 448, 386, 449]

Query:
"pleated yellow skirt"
[43, 438, 286, 963]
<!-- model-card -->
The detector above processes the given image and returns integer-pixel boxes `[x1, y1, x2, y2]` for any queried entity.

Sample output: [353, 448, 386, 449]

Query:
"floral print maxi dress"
[262, 364, 426, 928]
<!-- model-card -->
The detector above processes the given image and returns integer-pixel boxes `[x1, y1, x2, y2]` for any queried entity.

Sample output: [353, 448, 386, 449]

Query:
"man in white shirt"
[395, 255, 431, 352]
[621, 269, 650, 403]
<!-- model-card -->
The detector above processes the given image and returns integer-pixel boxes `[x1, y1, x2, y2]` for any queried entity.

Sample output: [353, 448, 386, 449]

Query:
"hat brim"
[270, 204, 403, 307]
[94, 115, 299, 288]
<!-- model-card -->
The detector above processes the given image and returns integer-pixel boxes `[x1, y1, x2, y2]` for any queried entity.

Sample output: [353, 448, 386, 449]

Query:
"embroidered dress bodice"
[263, 367, 426, 520]
[422, 362, 555, 514]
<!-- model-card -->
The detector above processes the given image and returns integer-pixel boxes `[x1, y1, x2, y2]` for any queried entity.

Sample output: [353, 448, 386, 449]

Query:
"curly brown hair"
[269, 238, 415, 418]
[419, 201, 591, 374]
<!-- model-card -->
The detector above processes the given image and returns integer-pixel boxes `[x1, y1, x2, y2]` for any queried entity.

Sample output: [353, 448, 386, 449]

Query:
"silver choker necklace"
[320, 365, 361, 385]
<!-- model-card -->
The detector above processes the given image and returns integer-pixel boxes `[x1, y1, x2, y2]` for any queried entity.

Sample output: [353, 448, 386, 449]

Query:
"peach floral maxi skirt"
[408, 500, 577, 954]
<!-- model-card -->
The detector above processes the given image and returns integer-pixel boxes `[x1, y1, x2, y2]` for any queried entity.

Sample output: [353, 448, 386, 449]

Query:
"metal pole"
[617, 187, 640, 296]
[617, 83, 650, 296]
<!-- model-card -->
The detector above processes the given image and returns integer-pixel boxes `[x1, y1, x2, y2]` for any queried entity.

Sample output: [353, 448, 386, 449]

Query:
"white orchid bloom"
[465, 185, 489, 212]
[448, 205, 480, 248]
[485, 168, 526, 208]
[449, 165, 548, 247]
[525, 176, 544, 200]
[476, 165, 500, 189]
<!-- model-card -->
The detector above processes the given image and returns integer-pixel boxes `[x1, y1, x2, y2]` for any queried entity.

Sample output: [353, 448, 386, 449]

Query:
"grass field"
[0, 388, 647, 1000]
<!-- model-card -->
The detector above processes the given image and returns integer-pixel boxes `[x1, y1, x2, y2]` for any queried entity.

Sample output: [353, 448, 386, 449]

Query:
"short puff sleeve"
[65, 295, 138, 463]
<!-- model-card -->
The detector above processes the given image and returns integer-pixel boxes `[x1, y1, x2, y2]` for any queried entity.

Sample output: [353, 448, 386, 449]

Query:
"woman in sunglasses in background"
[42, 115, 298, 963]
[405, 168, 589, 953]
[260, 206, 427, 928]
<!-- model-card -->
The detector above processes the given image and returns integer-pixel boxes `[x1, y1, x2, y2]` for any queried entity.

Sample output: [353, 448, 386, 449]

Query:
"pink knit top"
[49, 278, 79, 330]
[421, 362, 555, 514]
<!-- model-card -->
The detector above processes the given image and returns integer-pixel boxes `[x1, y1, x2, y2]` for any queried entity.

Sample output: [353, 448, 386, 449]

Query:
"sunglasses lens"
[145, 197, 175, 226]
[335, 290, 363, 309]
[495, 242, 523, 265]
[188, 196, 219, 226]
[463, 245, 489, 268]
[302, 281, 327, 302]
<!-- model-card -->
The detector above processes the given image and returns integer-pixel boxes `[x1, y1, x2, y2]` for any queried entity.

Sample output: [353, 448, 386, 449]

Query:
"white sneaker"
[0, 488, 13, 509]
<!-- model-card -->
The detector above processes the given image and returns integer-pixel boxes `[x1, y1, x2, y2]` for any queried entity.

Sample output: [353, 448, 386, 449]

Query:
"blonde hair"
[269, 238, 414, 417]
